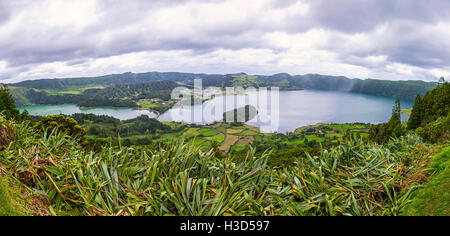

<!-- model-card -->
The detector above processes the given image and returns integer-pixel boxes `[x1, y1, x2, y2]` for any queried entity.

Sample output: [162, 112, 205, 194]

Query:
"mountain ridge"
[8, 71, 438, 101]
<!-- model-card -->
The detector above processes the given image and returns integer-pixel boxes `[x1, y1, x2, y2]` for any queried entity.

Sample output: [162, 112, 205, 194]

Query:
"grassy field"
[43, 85, 106, 95]
[84, 120, 373, 154]
[402, 108, 412, 116]
[137, 99, 159, 109]
[404, 146, 450, 216]
[145, 122, 372, 154]
[0, 175, 15, 216]
[151, 123, 260, 151]
[0, 172, 35, 216]
[137, 99, 176, 113]
[294, 123, 370, 142]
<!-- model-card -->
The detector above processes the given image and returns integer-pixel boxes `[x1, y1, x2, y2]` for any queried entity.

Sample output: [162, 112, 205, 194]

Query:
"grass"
[227, 128, 243, 134]
[1, 119, 447, 216]
[87, 121, 374, 156]
[220, 135, 239, 152]
[210, 133, 225, 144]
[0, 175, 16, 216]
[231, 144, 247, 153]
[198, 128, 218, 137]
[137, 100, 159, 109]
[281, 139, 305, 146]
[43, 85, 105, 95]
[237, 129, 259, 136]
[0, 173, 32, 216]
[305, 135, 325, 142]
[404, 147, 450, 216]
[402, 108, 413, 116]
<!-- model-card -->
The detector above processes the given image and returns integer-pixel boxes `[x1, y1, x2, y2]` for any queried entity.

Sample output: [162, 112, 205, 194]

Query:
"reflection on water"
[18, 90, 413, 133]
[18, 104, 157, 121]
[160, 90, 413, 133]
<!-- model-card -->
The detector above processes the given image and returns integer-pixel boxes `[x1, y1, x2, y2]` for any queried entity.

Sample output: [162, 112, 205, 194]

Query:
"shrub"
[0, 115, 14, 149]
[369, 99, 406, 143]
[33, 114, 86, 142]
[0, 86, 21, 121]
[416, 113, 450, 143]
[3, 121, 436, 216]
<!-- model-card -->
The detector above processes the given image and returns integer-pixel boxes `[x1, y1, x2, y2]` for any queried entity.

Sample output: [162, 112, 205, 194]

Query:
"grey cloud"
[301, 0, 450, 33]
[0, 0, 449, 82]
[269, 0, 299, 9]
[0, 3, 10, 26]
[325, 21, 450, 70]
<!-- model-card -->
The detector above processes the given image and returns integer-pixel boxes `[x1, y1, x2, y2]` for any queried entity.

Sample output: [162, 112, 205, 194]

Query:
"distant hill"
[10, 80, 179, 108]
[9, 72, 438, 101]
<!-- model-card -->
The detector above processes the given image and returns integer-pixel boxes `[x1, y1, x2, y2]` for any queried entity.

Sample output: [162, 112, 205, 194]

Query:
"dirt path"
[219, 135, 239, 152]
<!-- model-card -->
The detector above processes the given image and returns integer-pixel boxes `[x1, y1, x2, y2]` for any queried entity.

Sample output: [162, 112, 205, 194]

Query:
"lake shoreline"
[18, 90, 414, 133]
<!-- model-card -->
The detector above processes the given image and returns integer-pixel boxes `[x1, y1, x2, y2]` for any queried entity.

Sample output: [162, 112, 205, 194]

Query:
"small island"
[222, 105, 258, 123]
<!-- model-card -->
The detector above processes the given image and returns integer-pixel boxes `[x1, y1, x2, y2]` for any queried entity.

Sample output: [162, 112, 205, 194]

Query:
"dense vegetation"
[10, 72, 437, 101]
[404, 147, 450, 215]
[33, 115, 86, 143]
[0, 86, 21, 121]
[0, 118, 443, 216]
[9, 80, 179, 111]
[0, 175, 15, 216]
[223, 105, 258, 123]
[370, 82, 449, 144]
[407, 83, 450, 142]
[369, 99, 405, 143]
[408, 83, 449, 128]
[82, 80, 179, 101]
[70, 113, 173, 147]
[0, 80, 448, 216]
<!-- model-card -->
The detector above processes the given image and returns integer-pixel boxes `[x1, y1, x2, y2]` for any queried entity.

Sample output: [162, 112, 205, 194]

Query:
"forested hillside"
[408, 83, 450, 129]
[1, 82, 448, 216]
[9, 72, 437, 101]
[9, 80, 179, 109]
[10, 72, 211, 90]
[82, 80, 179, 101]
[289, 74, 437, 100]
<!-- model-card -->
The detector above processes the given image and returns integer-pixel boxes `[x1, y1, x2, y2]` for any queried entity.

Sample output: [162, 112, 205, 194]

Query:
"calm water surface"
[159, 90, 413, 133]
[18, 90, 413, 133]
[18, 104, 157, 120]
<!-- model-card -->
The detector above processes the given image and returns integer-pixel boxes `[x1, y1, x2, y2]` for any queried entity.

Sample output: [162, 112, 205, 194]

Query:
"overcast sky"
[1, 0, 450, 83]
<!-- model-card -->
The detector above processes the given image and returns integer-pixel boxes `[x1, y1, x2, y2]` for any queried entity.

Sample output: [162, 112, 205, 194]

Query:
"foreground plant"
[1, 121, 440, 216]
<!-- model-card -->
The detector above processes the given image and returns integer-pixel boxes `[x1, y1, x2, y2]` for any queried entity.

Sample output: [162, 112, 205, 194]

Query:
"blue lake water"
[19, 90, 413, 133]
[18, 104, 158, 120]
[159, 90, 413, 133]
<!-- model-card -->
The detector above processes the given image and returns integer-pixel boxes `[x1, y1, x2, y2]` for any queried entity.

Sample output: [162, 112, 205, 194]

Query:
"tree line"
[370, 82, 449, 143]
[10, 72, 438, 101]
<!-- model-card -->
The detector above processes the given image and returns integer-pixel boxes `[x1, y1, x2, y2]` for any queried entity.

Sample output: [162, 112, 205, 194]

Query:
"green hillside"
[10, 72, 438, 101]
[0, 82, 448, 216]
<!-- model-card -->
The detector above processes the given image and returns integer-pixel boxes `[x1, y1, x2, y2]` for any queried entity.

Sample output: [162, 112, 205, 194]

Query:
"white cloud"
[39, 0, 100, 30]
[0, 0, 449, 83]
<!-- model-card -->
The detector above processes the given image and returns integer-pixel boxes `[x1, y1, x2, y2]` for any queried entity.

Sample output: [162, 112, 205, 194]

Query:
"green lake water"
[18, 90, 414, 133]
[18, 104, 158, 120]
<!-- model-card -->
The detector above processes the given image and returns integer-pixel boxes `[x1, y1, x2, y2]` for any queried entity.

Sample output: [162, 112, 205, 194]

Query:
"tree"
[407, 95, 423, 130]
[369, 99, 405, 143]
[33, 115, 86, 142]
[0, 85, 21, 121]
[388, 99, 405, 139]
[390, 99, 401, 124]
